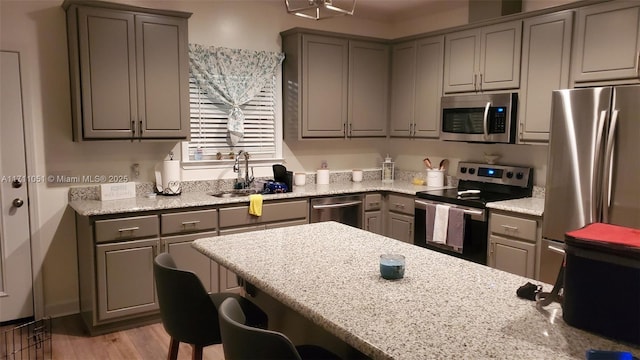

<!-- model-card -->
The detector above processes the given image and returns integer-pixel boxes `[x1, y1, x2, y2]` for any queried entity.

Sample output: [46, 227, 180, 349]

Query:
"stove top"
[416, 162, 533, 208]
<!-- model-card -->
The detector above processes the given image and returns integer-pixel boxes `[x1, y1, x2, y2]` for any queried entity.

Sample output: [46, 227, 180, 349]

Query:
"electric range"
[414, 162, 534, 265]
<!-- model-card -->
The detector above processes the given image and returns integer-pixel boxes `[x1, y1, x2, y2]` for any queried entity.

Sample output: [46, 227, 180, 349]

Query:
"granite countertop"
[68, 180, 448, 216]
[487, 197, 545, 217]
[192, 222, 638, 360]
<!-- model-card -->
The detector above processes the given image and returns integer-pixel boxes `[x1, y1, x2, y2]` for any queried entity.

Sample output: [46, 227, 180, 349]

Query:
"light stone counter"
[487, 197, 545, 217]
[68, 180, 447, 216]
[193, 222, 638, 360]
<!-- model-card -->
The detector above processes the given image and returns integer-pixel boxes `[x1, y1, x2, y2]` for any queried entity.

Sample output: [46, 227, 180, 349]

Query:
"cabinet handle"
[394, 203, 405, 209]
[181, 220, 201, 226]
[131, 120, 135, 142]
[118, 226, 140, 233]
[636, 51, 639, 76]
[348, 123, 352, 137]
[473, 74, 477, 91]
[139, 120, 143, 141]
[479, 73, 483, 92]
[501, 224, 518, 231]
[370, 202, 379, 207]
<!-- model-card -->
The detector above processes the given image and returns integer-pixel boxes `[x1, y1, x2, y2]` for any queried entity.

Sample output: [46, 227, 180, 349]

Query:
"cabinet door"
[389, 42, 416, 137]
[479, 20, 522, 91]
[444, 29, 479, 93]
[365, 211, 383, 235]
[302, 35, 348, 137]
[136, 14, 189, 139]
[348, 41, 389, 137]
[489, 235, 535, 278]
[387, 213, 414, 244]
[162, 231, 219, 293]
[572, 2, 640, 83]
[414, 36, 444, 138]
[217, 225, 266, 294]
[96, 238, 159, 321]
[78, 6, 136, 139]
[519, 12, 573, 143]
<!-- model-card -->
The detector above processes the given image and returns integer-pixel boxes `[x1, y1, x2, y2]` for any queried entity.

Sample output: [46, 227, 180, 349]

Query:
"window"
[183, 77, 280, 164]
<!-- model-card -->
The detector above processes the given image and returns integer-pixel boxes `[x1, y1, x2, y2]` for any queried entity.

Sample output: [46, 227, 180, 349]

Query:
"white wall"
[0, 0, 567, 317]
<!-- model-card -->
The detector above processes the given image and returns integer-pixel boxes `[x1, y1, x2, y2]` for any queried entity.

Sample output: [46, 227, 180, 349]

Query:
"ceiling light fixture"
[284, 0, 356, 20]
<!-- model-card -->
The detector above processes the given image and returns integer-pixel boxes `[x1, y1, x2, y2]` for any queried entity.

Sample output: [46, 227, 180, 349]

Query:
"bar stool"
[218, 297, 341, 360]
[153, 252, 267, 360]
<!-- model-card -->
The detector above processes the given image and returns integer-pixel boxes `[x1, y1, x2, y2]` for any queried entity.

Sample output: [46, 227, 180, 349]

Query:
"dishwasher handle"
[312, 200, 362, 210]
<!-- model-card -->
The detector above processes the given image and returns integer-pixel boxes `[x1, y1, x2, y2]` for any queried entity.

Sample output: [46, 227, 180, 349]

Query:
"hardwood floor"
[3, 315, 225, 360]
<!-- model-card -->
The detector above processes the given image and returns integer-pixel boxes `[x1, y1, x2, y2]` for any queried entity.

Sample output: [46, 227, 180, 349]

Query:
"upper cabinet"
[572, 1, 640, 84]
[518, 11, 573, 144]
[63, 0, 191, 141]
[444, 20, 522, 93]
[282, 30, 389, 139]
[389, 36, 444, 138]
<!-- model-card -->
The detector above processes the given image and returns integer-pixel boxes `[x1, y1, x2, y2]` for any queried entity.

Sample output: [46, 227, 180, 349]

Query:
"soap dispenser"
[382, 154, 394, 183]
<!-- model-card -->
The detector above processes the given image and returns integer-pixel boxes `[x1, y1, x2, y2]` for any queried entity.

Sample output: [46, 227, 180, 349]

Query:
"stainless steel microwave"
[440, 93, 517, 143]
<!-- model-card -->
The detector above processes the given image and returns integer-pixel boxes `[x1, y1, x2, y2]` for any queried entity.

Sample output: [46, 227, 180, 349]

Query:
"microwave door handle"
[592, 110, 608, 223]
[483, 102, 491, 140]
[601, 109, 619, 223]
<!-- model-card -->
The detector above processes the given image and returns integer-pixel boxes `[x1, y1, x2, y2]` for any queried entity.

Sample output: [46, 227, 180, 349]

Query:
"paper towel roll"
[156, 160, 181, 194]
[316, 169, 330, 185]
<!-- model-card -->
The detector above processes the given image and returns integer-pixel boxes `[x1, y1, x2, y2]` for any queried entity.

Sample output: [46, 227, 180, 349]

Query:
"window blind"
[186, 77, 276, 161]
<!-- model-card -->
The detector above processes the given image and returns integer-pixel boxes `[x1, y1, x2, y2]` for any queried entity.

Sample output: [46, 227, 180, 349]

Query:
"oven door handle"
[414, 200, 484, 217]
[312, 200, 362, 210]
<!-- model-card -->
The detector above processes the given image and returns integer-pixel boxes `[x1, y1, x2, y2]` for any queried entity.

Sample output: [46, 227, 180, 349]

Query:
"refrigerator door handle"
[592, 110, 608, 223]
[483, 101, 491, 140]
[602, 109, 619, 223]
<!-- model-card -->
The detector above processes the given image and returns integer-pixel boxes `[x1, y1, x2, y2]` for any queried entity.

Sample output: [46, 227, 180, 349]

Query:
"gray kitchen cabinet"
[281, 29, 389, 139]
[488, 211, 540, 279]
[385, 194, 415, 244]
[571, 1, 640, 84]
[364, 193, 383, 235]
[76, 214, 162, 334]
[160, 208, 219, 293]
[518, 11, 573, 144]
[444, 20, 522, 93]
[63, 1, 191, 140]
[348, 41, 389, 137]
[389, 36, 444, 138]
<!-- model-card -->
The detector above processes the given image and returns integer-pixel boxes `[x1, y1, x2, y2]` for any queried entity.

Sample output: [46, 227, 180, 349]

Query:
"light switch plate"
[100, 182, 136, 201]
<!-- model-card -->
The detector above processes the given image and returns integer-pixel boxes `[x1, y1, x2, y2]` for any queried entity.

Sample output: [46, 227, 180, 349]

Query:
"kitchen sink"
[208, 189, 262, 198]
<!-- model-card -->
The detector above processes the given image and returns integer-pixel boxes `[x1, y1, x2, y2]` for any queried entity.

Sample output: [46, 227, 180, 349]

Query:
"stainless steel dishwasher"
[310, 194, 363, 229]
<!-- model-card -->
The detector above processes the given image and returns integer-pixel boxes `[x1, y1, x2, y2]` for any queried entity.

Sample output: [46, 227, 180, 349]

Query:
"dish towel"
[433, 204, 450, 244]
[248, 194, 263, 216]
[447, 207, 465, 249]
[425, 203, 436, 243]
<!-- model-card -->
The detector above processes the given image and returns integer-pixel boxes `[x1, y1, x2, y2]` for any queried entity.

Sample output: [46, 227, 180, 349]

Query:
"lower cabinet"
[364, 193, 383, 235]
[385, 194, 415, 244]
[488, 211, 541, 279]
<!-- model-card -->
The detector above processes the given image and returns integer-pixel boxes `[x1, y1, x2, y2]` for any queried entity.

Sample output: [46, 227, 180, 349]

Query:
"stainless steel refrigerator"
[539, 85, 640, 284]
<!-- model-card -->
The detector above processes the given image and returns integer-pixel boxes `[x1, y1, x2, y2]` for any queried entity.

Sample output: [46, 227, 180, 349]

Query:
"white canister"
[352, 169, 363, 182]
[317, 169, 330, 185]
[294, 172, 306, 186]
[426, 169, 445, 188]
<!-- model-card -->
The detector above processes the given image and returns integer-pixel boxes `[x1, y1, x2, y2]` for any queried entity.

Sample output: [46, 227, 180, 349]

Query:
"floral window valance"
[188, 44, 285, 145]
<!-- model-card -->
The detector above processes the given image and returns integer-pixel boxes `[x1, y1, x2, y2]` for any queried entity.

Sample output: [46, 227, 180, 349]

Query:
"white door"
[0, 51, 34, 322]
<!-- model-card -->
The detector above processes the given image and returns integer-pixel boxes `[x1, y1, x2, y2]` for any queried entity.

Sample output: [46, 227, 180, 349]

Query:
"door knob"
[12, 198, 24, 208]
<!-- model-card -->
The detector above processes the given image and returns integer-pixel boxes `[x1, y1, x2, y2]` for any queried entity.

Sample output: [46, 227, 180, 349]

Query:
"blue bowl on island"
[380, 254, 405, 280]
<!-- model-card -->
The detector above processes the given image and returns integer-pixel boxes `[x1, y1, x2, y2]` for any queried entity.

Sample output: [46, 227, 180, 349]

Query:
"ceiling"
[344, 0, 457, 21]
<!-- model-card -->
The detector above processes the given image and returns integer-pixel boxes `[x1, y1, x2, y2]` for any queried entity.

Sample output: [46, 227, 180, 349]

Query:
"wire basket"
[1, 318, 52, 360]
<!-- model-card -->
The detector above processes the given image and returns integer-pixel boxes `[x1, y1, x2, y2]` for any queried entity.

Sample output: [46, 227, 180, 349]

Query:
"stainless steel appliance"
[310, 194, 363, 229]
[540, 85, 640, 284]
[415, 162, 533, 264]
[440, 92, 517, 143]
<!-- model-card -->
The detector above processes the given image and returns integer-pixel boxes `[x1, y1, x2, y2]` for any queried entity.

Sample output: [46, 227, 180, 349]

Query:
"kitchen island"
[193, 221, 639, 360]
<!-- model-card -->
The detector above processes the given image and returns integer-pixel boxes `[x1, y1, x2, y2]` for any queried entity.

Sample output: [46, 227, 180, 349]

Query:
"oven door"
[414, 199, 488, 265]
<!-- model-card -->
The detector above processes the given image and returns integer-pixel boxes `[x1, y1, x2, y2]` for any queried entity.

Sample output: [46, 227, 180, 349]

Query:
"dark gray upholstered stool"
[153, 252, 267, 360]
[218, 297, 341, 360]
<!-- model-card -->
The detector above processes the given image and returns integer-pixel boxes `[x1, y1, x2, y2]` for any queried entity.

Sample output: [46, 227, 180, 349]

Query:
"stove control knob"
[460, 167, 467, 174]
[516, 172, 524, 180]
[468, 168, 476, 175]
[506, 171, 514, 179]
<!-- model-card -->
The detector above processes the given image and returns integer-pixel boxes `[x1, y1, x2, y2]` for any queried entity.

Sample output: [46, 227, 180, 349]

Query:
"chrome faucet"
[233, 150, 254, 189]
